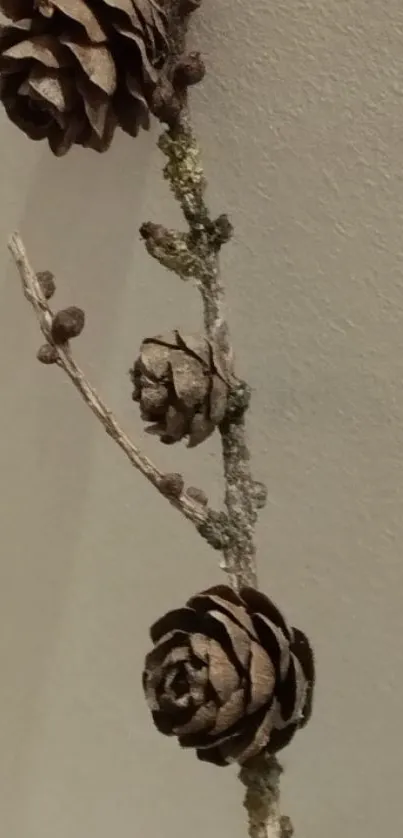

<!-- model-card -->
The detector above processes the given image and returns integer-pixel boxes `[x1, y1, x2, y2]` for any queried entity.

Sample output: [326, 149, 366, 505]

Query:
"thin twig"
[8, 232, 228, 550]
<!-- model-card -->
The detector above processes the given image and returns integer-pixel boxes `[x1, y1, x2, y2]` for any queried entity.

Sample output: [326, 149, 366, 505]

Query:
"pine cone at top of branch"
[130, 329, 230, 448]
[0, 0, 196, 155]
[142, 585, 315, 766]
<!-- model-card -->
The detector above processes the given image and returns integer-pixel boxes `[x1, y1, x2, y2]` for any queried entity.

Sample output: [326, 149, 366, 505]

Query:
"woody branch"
[8, 232, 229, 552]
[138, 105, 287, 838]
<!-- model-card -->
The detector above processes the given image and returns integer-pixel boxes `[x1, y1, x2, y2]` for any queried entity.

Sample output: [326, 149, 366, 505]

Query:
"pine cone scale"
[247, 641, 276, 713]
[26, 69, 71, 116]
[187, 589, 257, 637]
[77, 77, 112, 136]
[125, 71, 148, 107]
[174, 701, 217, 736]
[170, 351, 208, 407]
[186, 414, 213, 447]
[49, 117, 80, 154]
[211, 689, 246, 735]
[139, 339, 171, 379]
[204, 638, 240, 699]
[1, 34, 69, 67]
[59, 37, 117, 94]
[114, 90, 148, 136]
[4, 99, 51, 138]
[162, 405, 187, 443]
[105, 2, 144, 37]
[130, 0, 156, 27]
[50, 0, 107, 42]
[208, 374, 227, 424]
[0, 0, 32, 20]
[113, 24, 160, 84]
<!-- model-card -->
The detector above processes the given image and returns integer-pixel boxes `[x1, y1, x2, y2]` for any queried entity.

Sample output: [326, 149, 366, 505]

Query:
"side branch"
[8, 232, 226, 548]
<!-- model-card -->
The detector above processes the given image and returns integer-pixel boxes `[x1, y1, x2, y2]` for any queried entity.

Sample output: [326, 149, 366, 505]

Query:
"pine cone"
[130, 330, 230, 447]
[142, 585, 315, 766]
[0, 0, 180, 154]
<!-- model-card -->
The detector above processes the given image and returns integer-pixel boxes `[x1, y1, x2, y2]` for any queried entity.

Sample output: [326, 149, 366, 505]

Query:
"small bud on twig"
[280, 816, 294, 838]
[139, 222, 166, 243]
[174, 53, 205, 88]
[185, 486, 208, 506]
[159, 473, 185, 498]
[37, 270, 56, 300]
[252, 481, 268, 510]
[207, 214, 234, 249]
[51, 307, 85, 344]
[37, 343, 58, 364]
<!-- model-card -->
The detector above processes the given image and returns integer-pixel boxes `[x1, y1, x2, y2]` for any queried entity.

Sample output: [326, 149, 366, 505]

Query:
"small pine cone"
[173, 52, 205, 88]
[142, 585, 315, 766]
[130, 330, 230, 447]
[0, 0, 189, 155]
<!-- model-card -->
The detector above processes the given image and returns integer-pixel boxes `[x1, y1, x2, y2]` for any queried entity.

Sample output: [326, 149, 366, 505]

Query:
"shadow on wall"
[0, 126, 157, 832]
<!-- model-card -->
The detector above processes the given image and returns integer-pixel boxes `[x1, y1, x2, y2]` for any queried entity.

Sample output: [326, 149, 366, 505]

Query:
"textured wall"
[1, 1, 403, 836]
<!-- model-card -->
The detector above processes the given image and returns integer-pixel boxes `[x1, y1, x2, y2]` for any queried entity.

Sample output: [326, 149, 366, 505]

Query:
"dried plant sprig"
[3, 1, 312, 834]
[138, 109, 291, 838]
[8, 232, 228, 551]
[145, 112, 259, 590]
[8, 111, 287, 837]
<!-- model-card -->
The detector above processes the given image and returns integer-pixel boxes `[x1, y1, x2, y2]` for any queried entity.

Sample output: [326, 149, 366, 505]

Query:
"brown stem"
[157, 112, 258, 588]
[8, 232, 228, 553]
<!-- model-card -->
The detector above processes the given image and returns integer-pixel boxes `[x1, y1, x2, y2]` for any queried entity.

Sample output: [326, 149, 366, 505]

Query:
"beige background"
[1, 1, 403, 836]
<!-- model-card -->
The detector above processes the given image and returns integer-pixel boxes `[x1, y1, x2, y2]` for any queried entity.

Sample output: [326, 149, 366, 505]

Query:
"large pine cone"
[0, 0, 178, 154]
[130, 330, 230, 447]
[142, 585, 315, 766]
